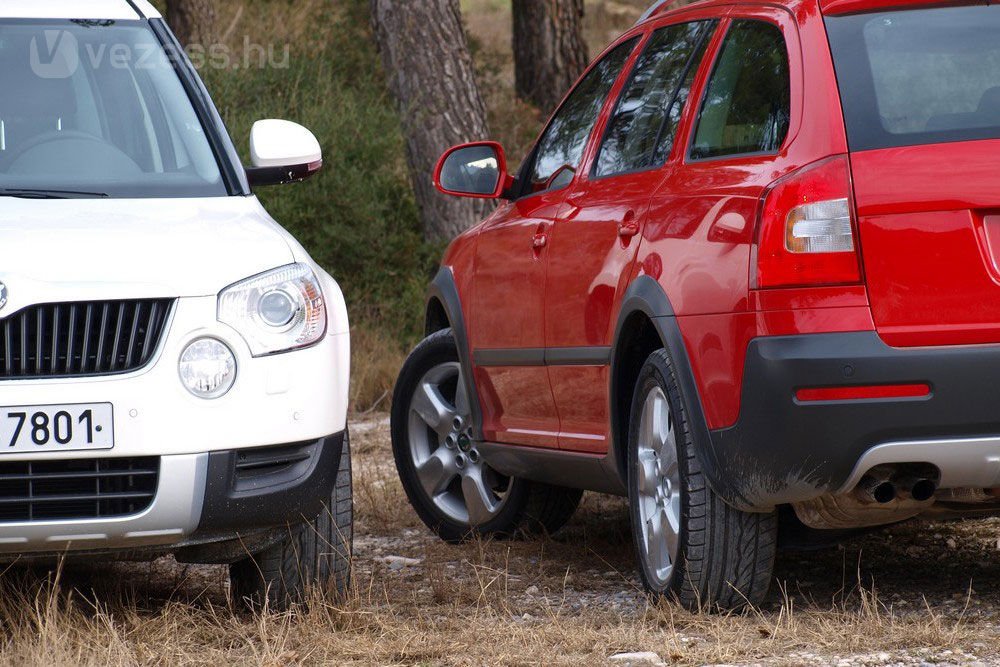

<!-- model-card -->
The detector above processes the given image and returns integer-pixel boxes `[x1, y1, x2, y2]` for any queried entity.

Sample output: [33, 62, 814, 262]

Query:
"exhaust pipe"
[896, 476, 937, 502]
[855, 474, 896, 505]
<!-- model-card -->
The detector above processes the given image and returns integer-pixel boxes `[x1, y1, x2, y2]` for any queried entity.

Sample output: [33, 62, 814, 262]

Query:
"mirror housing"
[246, 119, 323, 187]
[434, 141, 513, 199]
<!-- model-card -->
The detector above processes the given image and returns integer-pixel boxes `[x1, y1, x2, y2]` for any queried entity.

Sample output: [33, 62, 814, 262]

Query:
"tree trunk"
[371, 0, 492, 243]
[513, 0, 589, 114]
[167, 0, 216, 47]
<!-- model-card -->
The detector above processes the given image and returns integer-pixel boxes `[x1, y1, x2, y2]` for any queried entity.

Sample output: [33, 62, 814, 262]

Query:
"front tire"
[230, 431, 353, 610]
[392, 329, 581, 543]
[628, 349, 776, 611]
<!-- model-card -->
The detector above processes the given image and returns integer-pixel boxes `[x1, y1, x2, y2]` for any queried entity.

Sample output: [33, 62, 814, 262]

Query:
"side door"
[469, 37, 639, 448]
[644, 8, 802, 431]
[543, 17, 721, 453]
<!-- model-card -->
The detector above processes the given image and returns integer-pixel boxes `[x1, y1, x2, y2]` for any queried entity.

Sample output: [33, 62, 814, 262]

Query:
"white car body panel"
[0, 0, 147, 20]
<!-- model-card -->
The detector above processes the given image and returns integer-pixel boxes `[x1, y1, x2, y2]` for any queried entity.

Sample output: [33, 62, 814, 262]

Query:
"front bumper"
[708, 332, 1000, 511]
[0, 432, 344, 557]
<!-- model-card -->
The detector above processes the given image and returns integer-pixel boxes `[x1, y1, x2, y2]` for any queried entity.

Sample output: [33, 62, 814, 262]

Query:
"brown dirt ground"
[1, 417, 999, 666]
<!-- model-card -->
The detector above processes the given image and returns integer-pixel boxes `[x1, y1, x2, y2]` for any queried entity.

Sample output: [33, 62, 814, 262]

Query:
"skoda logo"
[0, 282, 7, 312]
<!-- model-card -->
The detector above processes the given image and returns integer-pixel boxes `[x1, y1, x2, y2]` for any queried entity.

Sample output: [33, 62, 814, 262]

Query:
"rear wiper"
[0, 188, 109, 199]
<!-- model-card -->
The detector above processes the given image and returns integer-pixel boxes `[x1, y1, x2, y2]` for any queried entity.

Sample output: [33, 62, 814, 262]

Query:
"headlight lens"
[179, 338, 237, 399]
[218, 263, 327, 356]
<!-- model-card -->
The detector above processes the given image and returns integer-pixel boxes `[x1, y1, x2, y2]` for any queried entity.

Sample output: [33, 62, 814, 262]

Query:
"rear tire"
[230, 431, 353, 610]
[392, 329, 582, 543]
[628, 349, 776, 611]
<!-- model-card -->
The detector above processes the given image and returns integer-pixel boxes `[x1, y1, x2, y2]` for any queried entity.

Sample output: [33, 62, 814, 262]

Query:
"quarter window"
[690, 20, 790, 160]
[595, 20, 716, 177]
[526, 38, 638, 194]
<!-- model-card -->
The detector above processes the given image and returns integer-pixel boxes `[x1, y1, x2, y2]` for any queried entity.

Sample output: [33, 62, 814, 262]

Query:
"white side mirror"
[247, 119, 323, 186]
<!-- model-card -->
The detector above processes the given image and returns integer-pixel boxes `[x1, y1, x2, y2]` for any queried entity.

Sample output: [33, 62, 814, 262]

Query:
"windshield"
[0, 20, 226, 198]
[826, 7, 1000, 152]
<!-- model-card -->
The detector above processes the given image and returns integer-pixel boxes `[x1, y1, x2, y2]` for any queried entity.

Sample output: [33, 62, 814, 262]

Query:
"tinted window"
[527, 38, 638, 193]
[690, 20, 790, 160]
[596, 20, 715, 177]
[826, 7, 1000, 151]
[0, 20, 225, 198]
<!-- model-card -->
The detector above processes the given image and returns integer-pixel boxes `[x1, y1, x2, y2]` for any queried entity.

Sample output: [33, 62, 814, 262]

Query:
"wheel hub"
[407, 361, 510, 526]
[635, 385, 682, 588]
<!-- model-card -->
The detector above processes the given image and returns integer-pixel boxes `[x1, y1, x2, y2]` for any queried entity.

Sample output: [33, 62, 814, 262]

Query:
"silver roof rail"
[635, 0, 674, 25]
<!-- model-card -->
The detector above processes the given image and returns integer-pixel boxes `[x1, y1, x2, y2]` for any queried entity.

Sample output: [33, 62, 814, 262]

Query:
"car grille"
[0, 457, 159, 522]
[0, 299, 174, 379]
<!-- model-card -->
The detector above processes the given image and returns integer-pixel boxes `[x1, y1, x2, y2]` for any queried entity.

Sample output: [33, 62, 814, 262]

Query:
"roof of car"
[0, 0, 161, 20]
[638, 0, 961, 24]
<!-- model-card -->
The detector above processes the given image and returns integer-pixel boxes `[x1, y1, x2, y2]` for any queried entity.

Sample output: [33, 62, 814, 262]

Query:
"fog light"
[179, 338, 236, 399]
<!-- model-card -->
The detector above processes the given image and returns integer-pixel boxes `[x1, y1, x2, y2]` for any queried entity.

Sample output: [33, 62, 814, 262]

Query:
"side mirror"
[246, 119, 323, 187]
[434, 142, 512, 199]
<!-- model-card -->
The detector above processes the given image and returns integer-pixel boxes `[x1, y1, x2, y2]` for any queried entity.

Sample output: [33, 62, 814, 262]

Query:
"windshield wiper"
[0, 188, 109, 200]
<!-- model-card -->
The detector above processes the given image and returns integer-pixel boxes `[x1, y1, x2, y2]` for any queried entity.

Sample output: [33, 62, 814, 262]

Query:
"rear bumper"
[708, 332, 1000, 511]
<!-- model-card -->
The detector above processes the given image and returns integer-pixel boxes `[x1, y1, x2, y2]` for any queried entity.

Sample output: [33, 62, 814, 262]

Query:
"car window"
[0, 20, 226, 198]
[595, 20, 716, 177]
[826, 6, 1000, 151]
[526, 37, 638, 194]
[690, 20, 790, 160]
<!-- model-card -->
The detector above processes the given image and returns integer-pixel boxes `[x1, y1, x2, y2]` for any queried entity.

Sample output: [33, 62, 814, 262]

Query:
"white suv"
[0, 1, 351, 606]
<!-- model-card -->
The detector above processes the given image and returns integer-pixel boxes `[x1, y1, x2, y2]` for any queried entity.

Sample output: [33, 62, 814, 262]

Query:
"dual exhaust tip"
[855, 472, 937, 504]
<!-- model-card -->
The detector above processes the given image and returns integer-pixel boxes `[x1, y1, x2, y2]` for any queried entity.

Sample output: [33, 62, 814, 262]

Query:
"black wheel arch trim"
[608, 276, 732, 506]
[426, 267, 485, 440]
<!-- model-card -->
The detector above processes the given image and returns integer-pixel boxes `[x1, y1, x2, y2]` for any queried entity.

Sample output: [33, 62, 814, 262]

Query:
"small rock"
[383, 555, 422, 570]
[608, 652, 665, 666]
[525, 585, 539, 596]
[947, 538, 958, 548]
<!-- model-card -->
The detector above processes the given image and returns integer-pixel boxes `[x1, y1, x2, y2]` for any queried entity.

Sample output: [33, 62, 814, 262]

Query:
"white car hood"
[0, 196, 294, 311]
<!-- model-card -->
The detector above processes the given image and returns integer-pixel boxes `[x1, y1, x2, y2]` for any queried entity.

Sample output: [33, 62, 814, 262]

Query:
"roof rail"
[635, 0, 674, 25]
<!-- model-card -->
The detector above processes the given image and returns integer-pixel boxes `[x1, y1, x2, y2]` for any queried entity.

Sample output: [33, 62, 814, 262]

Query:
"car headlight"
[218, 263, 327, 356]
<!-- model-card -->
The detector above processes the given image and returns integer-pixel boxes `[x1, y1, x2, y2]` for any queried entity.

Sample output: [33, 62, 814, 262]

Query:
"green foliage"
[200, 2, 438, 343]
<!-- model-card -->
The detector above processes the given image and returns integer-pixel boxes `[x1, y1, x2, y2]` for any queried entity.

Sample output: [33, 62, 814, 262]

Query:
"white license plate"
[0, 403, 114, 453]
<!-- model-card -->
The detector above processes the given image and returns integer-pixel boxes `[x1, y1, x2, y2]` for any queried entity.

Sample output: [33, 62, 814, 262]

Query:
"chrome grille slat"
[0, 299, 173, 379]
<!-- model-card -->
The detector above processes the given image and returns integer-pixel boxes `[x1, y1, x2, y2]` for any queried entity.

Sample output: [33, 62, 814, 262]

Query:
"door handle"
[618, 210, 640, 238]
[533, 232, 548, 249]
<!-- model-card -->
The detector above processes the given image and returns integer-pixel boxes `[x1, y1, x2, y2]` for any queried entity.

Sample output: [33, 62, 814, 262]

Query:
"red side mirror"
[433, 141, 513, 199]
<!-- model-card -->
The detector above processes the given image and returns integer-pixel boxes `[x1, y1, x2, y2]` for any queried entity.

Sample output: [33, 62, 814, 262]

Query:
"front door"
[469, 36, 639, 448]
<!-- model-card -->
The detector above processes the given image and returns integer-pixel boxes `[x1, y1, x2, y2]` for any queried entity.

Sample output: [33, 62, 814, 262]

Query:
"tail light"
[754, 155, 862, 288]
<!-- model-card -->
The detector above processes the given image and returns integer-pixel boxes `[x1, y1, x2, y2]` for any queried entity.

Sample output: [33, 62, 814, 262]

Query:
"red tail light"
[754, 155, 862, 289]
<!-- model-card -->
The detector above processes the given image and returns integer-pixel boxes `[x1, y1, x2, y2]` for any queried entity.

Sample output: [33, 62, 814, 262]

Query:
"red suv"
[391, 0, 1000, 610]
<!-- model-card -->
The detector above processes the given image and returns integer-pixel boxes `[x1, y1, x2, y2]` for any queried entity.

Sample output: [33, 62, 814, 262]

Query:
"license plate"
[1, 403, 114, 453]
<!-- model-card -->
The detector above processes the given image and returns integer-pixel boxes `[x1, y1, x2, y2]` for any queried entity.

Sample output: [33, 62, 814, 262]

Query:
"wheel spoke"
[461, 471, 497, 526]
[415, 448, 457, 498]
[652, 394, 671, 448]
[454, 367, 471, 422]
[637, 452, 659, 496]
[411, 380, 455, 437]
[663, 504, 680, 564]
[645, 514, 664, 570]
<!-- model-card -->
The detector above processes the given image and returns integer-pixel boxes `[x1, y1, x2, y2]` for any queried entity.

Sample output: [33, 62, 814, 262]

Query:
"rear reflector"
[796, 384, 931, 403]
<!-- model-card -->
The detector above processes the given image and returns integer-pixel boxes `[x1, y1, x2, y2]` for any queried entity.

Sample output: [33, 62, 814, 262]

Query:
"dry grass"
[0, 420, 995, 666]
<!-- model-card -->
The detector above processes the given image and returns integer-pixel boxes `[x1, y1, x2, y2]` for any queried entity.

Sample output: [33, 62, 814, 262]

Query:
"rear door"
[543, 17, 719, 453]
[826, 6, 1000, 347]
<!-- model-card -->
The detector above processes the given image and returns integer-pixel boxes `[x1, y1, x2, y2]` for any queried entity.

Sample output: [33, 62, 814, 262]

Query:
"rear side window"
[826, 7, 1000, 151]
[526, 38, 638, 194]
[690, 20, 790, 160]
[595, 20, 716, 177]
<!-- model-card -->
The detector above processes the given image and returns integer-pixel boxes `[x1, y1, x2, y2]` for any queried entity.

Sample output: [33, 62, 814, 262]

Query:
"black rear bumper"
[708, 332, 1000, 511]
